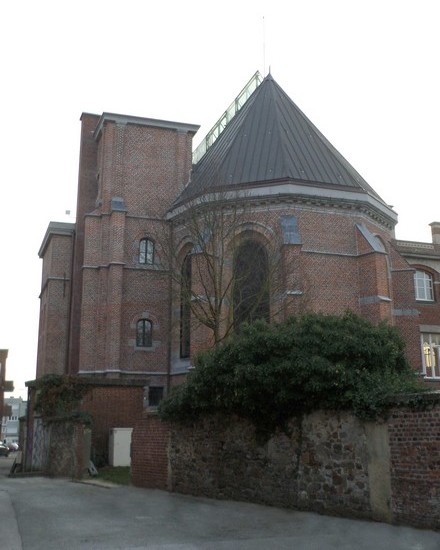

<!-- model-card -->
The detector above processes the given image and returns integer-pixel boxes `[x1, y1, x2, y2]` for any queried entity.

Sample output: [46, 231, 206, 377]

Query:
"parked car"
[8, 442, 19, 451]
[0, 443, 9, 457]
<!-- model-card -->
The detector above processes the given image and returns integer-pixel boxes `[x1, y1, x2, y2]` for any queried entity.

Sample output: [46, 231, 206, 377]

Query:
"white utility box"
[109, 427, 133, 467]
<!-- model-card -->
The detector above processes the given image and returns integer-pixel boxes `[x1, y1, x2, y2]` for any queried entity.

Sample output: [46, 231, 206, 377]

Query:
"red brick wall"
[68, 113, 100, 375]
[39, 108, 428, 389]
[170, 203, 409, 368]
[411, 263, 440, 326]
[80, 384, 145, 464]
[37, 233, 74, 377]
[76, 118, 194, 384]
[131, 413, 170, 489]
[388, 250, 421, 369]
[96, 121, 193, 218]
[388, 403, 440, 528]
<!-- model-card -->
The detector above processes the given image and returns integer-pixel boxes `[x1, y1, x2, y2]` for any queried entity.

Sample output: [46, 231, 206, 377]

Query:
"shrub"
[159, 311, 424, 435]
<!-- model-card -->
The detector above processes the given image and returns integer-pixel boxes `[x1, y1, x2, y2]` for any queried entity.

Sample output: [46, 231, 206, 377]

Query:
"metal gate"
[30, 416, 50, 471]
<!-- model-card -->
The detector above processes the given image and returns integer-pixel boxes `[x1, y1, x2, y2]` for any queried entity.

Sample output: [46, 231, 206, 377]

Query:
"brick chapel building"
[34, 72, 440, 461]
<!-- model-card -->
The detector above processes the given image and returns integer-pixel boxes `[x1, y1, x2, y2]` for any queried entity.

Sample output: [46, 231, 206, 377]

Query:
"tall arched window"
[139, 238, 154, 265]
[233, 239, 270, 329]
[180, 254, 192, 358]
[136, 319, 152, 347]
[414, 270, 434, 301]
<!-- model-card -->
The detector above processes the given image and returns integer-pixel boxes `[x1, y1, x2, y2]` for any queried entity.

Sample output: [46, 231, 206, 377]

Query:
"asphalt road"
[0, 454, 439, 550]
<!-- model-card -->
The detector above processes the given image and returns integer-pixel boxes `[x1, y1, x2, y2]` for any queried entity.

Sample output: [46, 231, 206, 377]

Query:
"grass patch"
[97, 466, 131, 485]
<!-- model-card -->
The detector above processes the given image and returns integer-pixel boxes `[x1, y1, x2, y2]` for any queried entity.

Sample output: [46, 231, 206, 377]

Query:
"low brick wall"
[131, 412, 170, 489]
[131, 397, 440, 530]
[79, 380, 147, 465]
[388, 404, 440, 529]
[25, 378, 148, 468]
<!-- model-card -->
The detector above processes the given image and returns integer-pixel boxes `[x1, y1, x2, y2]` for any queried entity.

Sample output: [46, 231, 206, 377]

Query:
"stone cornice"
[168, 183, 397, 231]
[93, 112, 199, 141]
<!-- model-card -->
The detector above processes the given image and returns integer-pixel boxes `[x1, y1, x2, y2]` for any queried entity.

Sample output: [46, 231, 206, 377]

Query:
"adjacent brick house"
[32, 72, 440, 461]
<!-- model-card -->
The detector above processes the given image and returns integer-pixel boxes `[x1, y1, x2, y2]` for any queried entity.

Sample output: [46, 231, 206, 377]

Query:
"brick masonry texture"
[37, 233, 73, 378]
[33, 100, 440, 530]
[73, 118, 193, 381]
[131, 413, 170, 490]
[131, 400, 440, 530]
[36, 110, 440, 390]
[388, 404, 440, 529]
[80, 384, 145, 463]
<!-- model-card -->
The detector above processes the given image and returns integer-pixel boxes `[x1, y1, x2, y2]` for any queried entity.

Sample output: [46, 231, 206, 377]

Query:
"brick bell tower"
[35, 112, 198, 459]
[75, 113, 198, 383]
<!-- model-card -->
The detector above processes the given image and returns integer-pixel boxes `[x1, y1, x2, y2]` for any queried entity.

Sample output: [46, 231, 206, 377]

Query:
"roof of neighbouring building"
[394, 240, 440, 260]
[175, 73, 389, 211]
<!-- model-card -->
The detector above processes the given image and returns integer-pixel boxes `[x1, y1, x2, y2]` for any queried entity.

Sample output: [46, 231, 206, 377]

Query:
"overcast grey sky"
[1, 0, 439, 399]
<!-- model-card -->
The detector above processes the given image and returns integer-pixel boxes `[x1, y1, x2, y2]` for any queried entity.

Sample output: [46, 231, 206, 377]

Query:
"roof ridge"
[268, 77, 291, 182]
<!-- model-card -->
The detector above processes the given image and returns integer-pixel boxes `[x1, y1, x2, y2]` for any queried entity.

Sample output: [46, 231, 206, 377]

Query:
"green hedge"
[159, 312, 425, 435]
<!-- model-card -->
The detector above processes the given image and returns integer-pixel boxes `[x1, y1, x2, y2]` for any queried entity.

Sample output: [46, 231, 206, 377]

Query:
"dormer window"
[139, 238, 154, 265]
[414, 270, 434, 301]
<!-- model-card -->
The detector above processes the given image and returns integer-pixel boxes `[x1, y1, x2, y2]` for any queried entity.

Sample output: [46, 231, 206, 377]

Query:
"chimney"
[430, 221, 440, 246]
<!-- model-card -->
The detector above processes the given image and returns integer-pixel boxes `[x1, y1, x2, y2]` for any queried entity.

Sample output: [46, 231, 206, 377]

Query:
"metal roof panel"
[176, 73, 388, 208]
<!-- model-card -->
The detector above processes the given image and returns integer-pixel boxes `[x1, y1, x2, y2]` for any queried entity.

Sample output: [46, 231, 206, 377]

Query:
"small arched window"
[139, 238, 154, 265]
[414, 270, 434, 301]
[136, 319, 153, 347]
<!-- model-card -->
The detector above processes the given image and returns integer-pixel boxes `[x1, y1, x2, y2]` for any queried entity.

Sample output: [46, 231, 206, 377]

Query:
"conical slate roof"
[176, 73, 388, 208]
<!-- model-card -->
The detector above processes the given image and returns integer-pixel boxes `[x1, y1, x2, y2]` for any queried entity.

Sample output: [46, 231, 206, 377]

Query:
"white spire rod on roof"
[263, 16, 266, 77]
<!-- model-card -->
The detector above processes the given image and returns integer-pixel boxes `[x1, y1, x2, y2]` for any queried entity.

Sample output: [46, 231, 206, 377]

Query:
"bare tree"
[161, 191, 309, 350]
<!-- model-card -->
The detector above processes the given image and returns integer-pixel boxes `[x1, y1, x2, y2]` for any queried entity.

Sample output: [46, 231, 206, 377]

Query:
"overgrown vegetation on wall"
[159, 312, 425, 435]
[34, 374, 91, 424]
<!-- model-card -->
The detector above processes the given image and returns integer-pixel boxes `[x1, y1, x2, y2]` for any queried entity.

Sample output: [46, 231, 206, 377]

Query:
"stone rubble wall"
[169, 411, 374, 520]
[132, 398, 440, 530]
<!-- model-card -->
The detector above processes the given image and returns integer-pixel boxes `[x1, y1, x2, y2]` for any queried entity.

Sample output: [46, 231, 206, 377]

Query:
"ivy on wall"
[34, 374, 92, 424]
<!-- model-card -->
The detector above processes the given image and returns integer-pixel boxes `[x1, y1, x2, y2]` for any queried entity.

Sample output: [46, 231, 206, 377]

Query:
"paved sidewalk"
[0, 466, 439, 549]
[0, 489, 22, 550]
